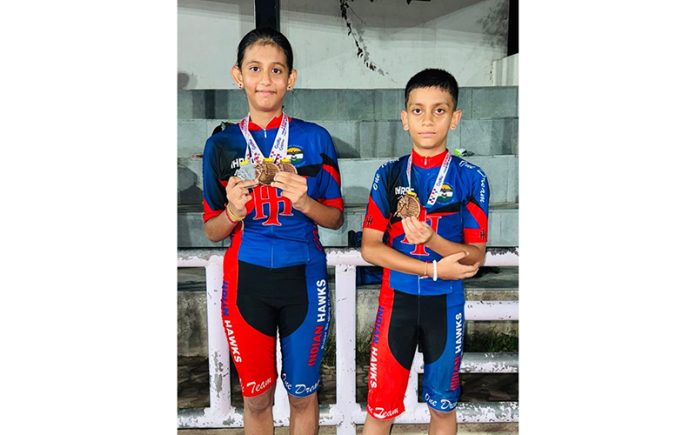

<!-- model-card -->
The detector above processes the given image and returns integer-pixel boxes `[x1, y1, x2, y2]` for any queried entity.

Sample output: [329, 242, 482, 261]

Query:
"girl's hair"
[236, 27, 294, 71]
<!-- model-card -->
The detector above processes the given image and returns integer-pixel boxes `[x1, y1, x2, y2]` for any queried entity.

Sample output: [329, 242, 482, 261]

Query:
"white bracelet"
[432, 259, 438, 281]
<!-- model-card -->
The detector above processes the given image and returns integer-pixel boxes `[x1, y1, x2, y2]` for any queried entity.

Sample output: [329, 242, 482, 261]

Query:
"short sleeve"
[202, 137, 226, 223]
[362, 163, 391, 232]
[462, 167, 490, 243]
[314, 128, 344, 212]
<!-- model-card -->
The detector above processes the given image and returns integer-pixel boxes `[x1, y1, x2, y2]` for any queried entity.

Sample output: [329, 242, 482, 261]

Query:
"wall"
[178, 0, 510, 89]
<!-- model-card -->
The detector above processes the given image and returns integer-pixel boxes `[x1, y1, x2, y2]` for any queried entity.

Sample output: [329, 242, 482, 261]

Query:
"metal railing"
[177, 247, 519, 433]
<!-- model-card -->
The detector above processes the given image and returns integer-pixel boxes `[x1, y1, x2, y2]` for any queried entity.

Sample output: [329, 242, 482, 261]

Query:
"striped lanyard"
[239, 113, 290, 164]
[406, 152, 452, 207]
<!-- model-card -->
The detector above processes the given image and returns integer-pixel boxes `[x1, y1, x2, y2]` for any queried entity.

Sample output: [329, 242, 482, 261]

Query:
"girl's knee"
[244, 390, 274, 414]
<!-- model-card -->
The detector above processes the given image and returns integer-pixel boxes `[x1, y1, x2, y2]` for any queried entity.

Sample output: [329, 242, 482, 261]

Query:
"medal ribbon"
[239, 113, 290, 164]
[406, 152, 452, 207]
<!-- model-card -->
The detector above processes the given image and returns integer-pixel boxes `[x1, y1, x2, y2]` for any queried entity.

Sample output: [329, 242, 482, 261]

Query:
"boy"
[360, 68, 489, 435]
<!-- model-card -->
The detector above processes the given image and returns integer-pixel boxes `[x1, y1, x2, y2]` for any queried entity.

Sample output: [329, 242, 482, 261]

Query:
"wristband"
[225, 204, 244, 223]
[433, 259, 438, 282]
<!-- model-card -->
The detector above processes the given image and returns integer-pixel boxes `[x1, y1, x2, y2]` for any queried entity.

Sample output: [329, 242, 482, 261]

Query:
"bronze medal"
[396, 192, 421, 219]
[255, 158, 279, 185]
[277, 157, 297, 174]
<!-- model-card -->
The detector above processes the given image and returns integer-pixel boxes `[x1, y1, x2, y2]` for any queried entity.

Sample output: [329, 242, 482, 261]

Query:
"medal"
[236, 159, 257, 181]
[255, 157, 280, 185]
[395, 191, 421, 219]
[277, 157, 297, 174]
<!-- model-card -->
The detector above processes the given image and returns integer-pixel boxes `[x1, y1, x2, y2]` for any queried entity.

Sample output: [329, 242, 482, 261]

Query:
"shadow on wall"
[179, 71, 197, 90]
[178, 165, 202, 206]
[332, 137, 361, 158]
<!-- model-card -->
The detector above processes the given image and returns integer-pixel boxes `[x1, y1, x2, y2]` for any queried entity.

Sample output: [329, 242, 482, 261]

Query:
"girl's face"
[232, 42, 296, 116]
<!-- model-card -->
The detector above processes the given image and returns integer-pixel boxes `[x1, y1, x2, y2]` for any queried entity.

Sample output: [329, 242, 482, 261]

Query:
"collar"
[411, 149, 449, 168]
[247, 114, 289, 131]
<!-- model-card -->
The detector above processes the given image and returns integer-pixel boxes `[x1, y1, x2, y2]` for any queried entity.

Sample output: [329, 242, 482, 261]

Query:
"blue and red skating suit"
[202, 114, 343, 398]
[362, 149, 489, 419]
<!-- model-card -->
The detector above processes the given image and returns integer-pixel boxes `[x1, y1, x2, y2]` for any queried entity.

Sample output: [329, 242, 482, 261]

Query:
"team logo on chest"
[402, 214, 443, 256]
[436, 184, 454, 203]
[287, 146, 304, 164]
[252, 185, 293, 225]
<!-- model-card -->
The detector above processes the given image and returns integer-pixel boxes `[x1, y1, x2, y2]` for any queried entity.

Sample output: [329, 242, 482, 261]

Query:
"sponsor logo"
[450, 312, 463, 389]
[245, 377, 272, 395]
[370, 405, 400, 419]
[224, 319, 242, 363]
[424, 393, 457, 411]
[281, 373, 293, 391]
[308, 279, 329, 367]
[287, 146, 304, 164]
[307, 325, 325, 367]
[294, 381, 320, 396]
[221, 281, 230, 317]
[316, 279, 328, 323]
[394, 186, 412, 196]
[479, 176, 487, 203]
[440, 399, 457, 410]
[369, 306, 385, 389]
[230, 157, 246, 170]
[436, 184, 454, 203]
[372, 173, 380, 191]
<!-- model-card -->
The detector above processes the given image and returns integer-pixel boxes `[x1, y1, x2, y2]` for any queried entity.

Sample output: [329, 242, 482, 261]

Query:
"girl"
[202, 27, 344, 435]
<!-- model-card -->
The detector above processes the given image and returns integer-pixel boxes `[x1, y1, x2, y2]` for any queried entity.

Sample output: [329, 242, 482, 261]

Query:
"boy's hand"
[271, 172, 310, 212]
[402, 216, 435, 245]
[437, 252, 479, 280]
[226, 176, 256, 217]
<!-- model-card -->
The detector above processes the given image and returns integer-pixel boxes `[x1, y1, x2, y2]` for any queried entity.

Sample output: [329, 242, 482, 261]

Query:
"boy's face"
[231, 42, 297, 116]
[401, 86, 461, 155]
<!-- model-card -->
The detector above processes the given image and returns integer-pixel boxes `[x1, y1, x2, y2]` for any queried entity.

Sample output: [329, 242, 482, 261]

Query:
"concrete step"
[177, 204, 518, 248]
[179, 118, 518, 159]
[178, 156, 518, 208]
[178, 87, 518, 121]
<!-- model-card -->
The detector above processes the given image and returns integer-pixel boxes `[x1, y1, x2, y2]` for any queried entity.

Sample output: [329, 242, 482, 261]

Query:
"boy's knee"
[288, 393, 316, 412]
[244, 391, 274, 415]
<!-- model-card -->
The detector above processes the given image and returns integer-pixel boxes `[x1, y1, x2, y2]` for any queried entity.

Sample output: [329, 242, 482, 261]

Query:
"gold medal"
[277, 157, 297, 174]
[396, 191, 421, 219]
[255, 157, 280, 185]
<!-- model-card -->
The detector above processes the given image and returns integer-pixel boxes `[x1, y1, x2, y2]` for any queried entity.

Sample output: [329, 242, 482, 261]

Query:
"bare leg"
[242, 385, 275, 435]
[288, 392, 319, 435]
[428, 408, 456, 435]
[362, 414, 394, 435]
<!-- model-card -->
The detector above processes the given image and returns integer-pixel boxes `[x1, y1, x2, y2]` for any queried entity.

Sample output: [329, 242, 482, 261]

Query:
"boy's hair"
[236, 27, 294, 71]
[404, 68, 459, 109]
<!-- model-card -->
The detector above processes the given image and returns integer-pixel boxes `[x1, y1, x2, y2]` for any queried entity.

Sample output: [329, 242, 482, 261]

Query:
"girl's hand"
[402, 216, 435, 245]
[226, 176, 257, 217]
[271, 172, 310, 212]
[436, 252, 479, 280]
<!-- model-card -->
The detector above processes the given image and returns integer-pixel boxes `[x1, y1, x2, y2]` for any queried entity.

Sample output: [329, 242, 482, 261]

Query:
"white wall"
[178, 0, 510, 89]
